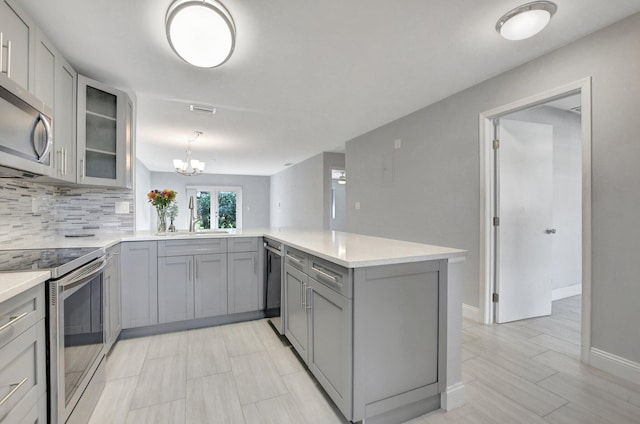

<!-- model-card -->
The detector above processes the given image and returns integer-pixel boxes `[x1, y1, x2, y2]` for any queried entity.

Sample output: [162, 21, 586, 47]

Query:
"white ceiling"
[16, 0, 640, 176]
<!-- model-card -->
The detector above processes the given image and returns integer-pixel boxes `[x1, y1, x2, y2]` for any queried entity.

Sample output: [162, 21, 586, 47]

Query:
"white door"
[496, 119, 554, 323]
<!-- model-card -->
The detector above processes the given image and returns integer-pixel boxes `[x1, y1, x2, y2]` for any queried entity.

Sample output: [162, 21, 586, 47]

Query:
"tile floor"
[89, 296, 640, 423]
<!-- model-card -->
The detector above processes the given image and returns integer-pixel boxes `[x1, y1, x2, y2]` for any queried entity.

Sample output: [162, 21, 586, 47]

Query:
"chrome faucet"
[188, 195, 200, 232]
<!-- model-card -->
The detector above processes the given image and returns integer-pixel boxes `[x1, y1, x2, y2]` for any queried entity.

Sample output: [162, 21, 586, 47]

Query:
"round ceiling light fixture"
[496, 1, 557, 41]
[166, 0, 236, 68]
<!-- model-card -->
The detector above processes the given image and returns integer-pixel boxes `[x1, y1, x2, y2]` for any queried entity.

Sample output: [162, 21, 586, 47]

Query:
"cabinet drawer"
[308, 256, 352, 298]
[227, 237, 259, 253]
[0, 285, 44, 349]
[158, 238, 227, 256]
[284, 246, 308, 273]
[0, 323, 45, 422]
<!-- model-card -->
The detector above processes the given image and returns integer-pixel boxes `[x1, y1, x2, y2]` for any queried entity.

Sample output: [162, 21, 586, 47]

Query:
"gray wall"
[507, 106, 582, 291]
[345, 14, 640, 363]
[270, 153, 324, 229]
[148, 172, 270, 231]
[270, 152, 345, 230]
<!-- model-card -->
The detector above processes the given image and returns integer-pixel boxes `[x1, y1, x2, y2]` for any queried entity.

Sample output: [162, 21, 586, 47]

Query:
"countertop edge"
[0, 271, 50, 303]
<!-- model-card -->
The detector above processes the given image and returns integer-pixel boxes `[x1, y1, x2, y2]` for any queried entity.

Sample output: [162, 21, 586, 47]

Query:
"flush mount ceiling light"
[174, 131, 206, 176]
[496, 1, 557, 41]
[166, 0, 236, 68]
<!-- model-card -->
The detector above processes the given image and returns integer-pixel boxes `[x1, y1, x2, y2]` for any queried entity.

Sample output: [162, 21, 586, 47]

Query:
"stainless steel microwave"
[0, 73, 53, 176]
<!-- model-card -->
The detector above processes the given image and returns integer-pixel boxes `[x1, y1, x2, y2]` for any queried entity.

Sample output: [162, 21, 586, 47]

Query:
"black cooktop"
[0, 247, 103, 277]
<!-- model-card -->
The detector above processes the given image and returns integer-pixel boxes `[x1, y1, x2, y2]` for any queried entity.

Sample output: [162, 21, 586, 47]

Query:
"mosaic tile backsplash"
[0, 177, 134, 245]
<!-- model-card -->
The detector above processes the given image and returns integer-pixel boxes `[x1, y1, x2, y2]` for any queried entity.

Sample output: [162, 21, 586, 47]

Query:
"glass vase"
[156, 207, 167, 233]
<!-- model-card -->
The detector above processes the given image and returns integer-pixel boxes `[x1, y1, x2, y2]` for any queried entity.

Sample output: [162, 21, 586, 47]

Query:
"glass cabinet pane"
[86, 114, 117, 153]
[86, 86, 117, 118]
[86, 151, 117, 179]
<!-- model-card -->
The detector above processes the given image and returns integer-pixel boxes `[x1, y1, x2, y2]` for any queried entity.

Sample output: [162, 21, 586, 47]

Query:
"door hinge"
[493, 139, 500, 149]
[493, 217, 500, 226]
[492, 293, 499, 303]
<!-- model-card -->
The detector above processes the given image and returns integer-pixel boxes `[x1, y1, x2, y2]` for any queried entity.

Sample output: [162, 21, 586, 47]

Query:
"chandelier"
[173, 131, 205, 176]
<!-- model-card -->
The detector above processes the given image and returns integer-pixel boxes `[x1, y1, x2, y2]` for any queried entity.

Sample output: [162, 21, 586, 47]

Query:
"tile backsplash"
[0, 177, 134, 245]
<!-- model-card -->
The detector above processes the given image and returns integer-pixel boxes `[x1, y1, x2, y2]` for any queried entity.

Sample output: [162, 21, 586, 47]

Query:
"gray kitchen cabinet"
[33, 29, 54, 109]
[0, 0, 35, 91]
[283, 264, 309, 361]
[194, 253, 227, 319]
[158, 255, 194, 324]
[228, 251, 259, 314]
[53, 55, 76, 182]
[158, 239, 228, 323]
[307, 276, 352, 418]
[0, 284, 46, 424]
[104, 244, 121, 353]
[77, 74, 132, 188]
[121, 241, 158, 329]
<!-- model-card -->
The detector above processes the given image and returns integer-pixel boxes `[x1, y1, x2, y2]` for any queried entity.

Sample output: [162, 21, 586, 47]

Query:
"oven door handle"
[59, 257, 107, 294]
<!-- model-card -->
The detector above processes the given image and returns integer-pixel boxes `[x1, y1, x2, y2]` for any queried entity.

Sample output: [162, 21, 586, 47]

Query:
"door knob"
[545, 228, 557, 234]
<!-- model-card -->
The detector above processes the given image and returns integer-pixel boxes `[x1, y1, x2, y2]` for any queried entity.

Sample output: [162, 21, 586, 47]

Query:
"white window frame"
[186, 185, 243, 230]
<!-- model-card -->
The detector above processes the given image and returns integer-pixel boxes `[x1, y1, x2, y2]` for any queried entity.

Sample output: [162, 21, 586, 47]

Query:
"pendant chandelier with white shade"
[173, 131, 206, 176]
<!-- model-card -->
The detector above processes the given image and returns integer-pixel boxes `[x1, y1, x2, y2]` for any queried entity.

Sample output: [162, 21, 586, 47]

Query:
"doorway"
[479, 78, 592, 361]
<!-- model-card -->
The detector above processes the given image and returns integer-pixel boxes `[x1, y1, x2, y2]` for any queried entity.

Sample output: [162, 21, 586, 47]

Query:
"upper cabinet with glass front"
[77, 75, 133, 188]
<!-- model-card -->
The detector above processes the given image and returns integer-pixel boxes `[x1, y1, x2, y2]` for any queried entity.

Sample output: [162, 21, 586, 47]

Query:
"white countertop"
[0, 271, 50, 303]
[1, 228, 465, 269]
[0, 229, 464, 302]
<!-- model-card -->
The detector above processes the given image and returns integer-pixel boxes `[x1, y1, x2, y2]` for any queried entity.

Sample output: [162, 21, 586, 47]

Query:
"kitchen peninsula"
[1, 229, 465, 424]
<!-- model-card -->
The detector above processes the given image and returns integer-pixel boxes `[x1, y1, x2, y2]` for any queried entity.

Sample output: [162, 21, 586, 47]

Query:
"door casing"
[478, 77, 592, 362]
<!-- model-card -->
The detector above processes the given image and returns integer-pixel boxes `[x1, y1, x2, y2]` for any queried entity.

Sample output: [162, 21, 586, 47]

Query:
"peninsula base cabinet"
[121, 241, 158, 329]
[284, 250, 447, 424]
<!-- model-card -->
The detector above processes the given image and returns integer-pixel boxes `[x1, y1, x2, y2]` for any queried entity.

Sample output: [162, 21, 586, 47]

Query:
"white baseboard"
[552, 283, 582, 301]
[440, 382, 465, 411]
[462, 304, 481, 322]
[590, 348, 640, 386]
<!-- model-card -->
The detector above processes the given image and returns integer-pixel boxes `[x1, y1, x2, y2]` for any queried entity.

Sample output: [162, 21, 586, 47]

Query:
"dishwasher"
[264, 238, 283, 332]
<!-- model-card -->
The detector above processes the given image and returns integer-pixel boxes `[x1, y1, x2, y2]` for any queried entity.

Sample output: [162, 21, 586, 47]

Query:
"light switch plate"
[394, 138, 402, 149]
[355, 201, 361, 210]
[115, 201, 130, 214]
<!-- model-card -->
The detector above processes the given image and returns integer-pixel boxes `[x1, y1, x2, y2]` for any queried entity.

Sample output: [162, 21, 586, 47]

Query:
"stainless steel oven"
[48, 254, 107, 424]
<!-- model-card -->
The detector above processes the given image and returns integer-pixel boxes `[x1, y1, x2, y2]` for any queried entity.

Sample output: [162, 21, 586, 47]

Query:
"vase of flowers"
[148, 189, 177, 233]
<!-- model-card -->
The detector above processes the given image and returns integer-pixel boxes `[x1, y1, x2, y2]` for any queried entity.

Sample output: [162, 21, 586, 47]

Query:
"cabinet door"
[194, 254, 227, 319]
[34, 29, 54, 109]
[0, 0, 35, 91]
[308, 278, 352, 418]
[77, 75, 130, 187]
[158, 255, 194, 323]
[284, 264, 308, 362]
[228, 251, 259, 314]
[54, 56, 76, 182]
[121, 242, 158, 329]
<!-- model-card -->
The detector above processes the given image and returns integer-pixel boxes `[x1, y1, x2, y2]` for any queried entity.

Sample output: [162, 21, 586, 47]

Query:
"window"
[186, 186, 242, 230]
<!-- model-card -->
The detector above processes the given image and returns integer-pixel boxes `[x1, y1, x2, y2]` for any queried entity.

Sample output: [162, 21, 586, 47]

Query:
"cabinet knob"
[545, 228, 557, 234]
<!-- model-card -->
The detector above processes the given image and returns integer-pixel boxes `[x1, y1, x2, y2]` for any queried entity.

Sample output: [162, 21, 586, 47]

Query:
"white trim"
[551, 283, 582, 301]
[478, 77, 592, 359]
[185, 185, 243, 229]
[590, 348, 640, 386]
[440, 382, 465, 411]
[462, 304, 481, 323]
